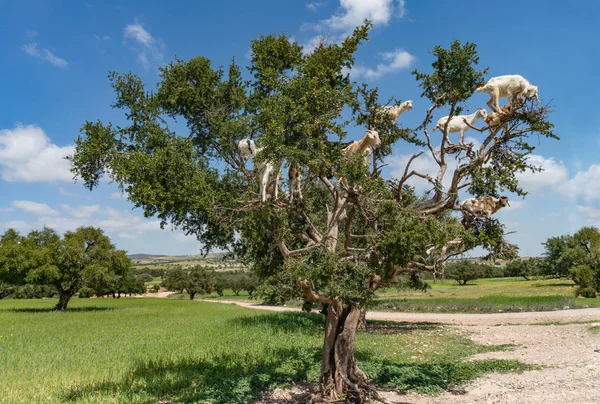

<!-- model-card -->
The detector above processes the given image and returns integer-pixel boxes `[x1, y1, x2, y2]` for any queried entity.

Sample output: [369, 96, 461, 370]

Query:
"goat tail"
[432, 125, 437, 132]
[476, 86, 486, 92]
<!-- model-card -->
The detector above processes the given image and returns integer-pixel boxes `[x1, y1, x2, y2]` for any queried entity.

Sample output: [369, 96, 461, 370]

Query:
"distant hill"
[128, 254, 168, 260]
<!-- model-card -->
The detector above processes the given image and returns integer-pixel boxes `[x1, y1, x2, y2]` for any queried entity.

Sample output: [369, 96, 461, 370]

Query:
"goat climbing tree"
[70, 22, 557, 402]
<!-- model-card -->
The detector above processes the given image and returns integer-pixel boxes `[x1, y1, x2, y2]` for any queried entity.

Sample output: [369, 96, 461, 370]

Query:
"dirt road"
[202, 299, 600, 403]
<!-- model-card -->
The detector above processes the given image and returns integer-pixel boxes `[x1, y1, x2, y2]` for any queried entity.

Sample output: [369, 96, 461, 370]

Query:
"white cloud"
[110, 192, 127, 200]
[94, 34, 111, 41]
[61, 204, 101, 219]
[557, 164, 600, 202]
[26, 30, 38, 38]
[172, 232, 197, 242]
[307, 1, 327, 12]
[123, 19, 165, 69]
[0, 124, 74, 182]
[350, 49, 415, 80]
[0, 220, 30, 230]
[313, 0, 406, 33]
[515, 154, 568, 191]
[21, 42, 68, 68]
[13, 200, 60, 217]
[577, 206, 600, 227]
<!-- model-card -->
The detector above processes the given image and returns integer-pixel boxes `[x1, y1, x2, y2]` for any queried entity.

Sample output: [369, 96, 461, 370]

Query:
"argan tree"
[0, 226, 131, 311]
[70, 22, 556, 401]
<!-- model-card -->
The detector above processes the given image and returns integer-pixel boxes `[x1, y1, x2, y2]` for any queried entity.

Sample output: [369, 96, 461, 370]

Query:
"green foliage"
[541, 227, 600, 294]
[504, 258, 541, 280]
[444, 261, 484, 285]
[578, 287, 597, 299]
[161, 267, 188, 293]
[185, 265, 215, 299]
[413, 40, 488, 109]
[0, 227, 131, 310]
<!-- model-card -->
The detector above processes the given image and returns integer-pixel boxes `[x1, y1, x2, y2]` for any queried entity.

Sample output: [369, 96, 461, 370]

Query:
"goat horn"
[507, 201, 511, 207]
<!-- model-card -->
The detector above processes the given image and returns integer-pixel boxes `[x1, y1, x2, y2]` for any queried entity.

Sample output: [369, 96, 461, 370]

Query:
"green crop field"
[371, 278, 600, 313]
[0, 298, 529, 403]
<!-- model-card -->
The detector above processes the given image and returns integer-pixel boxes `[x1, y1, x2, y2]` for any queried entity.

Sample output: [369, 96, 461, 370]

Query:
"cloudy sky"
[0, 0, 598, 256]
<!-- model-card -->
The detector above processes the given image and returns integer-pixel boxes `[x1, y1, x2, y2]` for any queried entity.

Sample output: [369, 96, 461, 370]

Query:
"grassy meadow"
[0, 298, 529, 403]
[371, 277, 600, 313]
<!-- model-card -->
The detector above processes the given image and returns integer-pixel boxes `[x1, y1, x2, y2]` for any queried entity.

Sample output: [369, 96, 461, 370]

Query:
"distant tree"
[185, 266, 215, 300]
[445, 261, 483, 285]
[541, 227, 600, 296]
[137, 272, 154, 283]
[161, 267, 188, 293]
[505, 258, 541, 280]
[0, 226, 130, 310]
[214, 275, 227, 296]
[540, 235, 573, 278]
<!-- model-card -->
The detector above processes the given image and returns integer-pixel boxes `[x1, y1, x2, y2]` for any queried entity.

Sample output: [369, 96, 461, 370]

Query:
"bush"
[151, 284, 161, 293]
[578, 287, 597, 298]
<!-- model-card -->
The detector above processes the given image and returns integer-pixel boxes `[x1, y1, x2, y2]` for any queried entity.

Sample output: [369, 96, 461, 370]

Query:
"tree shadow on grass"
[61, 346, 528, 403]
[62, 346, 321, 404]
[3, 306, 118, 313]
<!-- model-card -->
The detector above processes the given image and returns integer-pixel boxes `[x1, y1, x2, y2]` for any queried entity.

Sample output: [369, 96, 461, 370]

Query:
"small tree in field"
[542, 227, 600, 296]
[70, 21, 556, 401]
[185, 265, 215, 299]
[161, 267, 187, 293]
[445, 261, 483, 285]
[0, 226, 130, 310]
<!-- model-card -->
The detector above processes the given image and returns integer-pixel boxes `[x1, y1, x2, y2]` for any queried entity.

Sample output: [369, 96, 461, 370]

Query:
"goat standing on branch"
[433, 108, 488, 146]
[459, 196, 511, 220]
[237, 138, 279, 202]
[343, 129, 381, 156]
[477, 74, 539, 113]
[376, 100, 413, 124]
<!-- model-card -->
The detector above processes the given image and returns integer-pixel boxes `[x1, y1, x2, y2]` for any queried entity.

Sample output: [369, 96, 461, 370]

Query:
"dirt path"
[201, 299, 600, 326]
[202, 299, 600, 403]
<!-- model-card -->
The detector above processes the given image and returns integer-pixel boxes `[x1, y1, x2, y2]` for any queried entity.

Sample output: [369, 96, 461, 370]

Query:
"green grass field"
[0, 298, 529, 403]
[370, 278, 600, 313]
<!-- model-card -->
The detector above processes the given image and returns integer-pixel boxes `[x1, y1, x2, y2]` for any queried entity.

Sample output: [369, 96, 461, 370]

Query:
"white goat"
[459, 196, 510, 220]
[477, 75, 539, 113]
[377, 100, 413, 124]
[237, 139, 279, 202]
[433, 108, 488, 146]
[343, 130, 381, 156]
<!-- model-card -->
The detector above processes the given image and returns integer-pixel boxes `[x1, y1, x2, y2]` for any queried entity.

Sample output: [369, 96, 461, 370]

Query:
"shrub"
[578, 287, 597, 298]
[151, 284, 161, 293]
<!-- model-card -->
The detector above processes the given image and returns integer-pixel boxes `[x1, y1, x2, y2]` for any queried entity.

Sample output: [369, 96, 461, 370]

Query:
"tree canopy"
[69, 22, 557, 401]
[0, 226, 131, 310]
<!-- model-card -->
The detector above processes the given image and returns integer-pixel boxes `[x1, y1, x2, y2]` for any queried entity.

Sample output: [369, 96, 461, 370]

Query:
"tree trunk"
[356, 307, 367, 331]
[189, 292, 196, 300]
[318, 301, 373, 402]
[55, 291, 73, 311]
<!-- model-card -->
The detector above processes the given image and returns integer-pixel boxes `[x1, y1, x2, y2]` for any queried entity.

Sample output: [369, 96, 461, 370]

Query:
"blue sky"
[0, 0, 598, 257]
